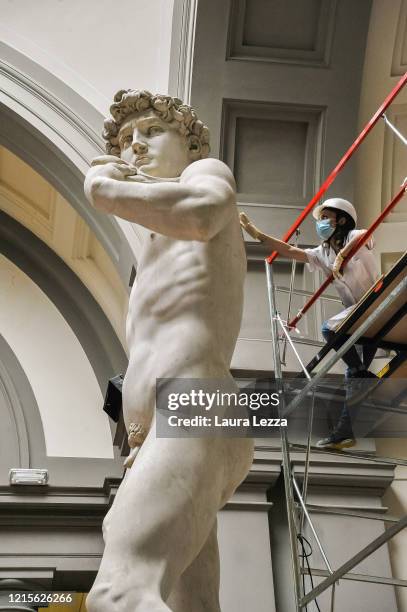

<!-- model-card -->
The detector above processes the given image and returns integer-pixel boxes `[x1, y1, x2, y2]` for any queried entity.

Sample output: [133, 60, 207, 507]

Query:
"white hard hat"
[313, 198, 357, 224]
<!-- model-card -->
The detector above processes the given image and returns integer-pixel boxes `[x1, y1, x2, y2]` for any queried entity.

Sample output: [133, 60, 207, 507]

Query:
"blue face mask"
[316, 219, 335, 241]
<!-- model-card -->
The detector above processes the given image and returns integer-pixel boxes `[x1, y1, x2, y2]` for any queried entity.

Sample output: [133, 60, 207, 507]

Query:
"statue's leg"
[167, 521, 221, 612]
[87, 435, 252, 612]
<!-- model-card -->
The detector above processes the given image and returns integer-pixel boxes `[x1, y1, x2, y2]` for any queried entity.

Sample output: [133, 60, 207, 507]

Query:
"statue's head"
[103, 89, 210, 178]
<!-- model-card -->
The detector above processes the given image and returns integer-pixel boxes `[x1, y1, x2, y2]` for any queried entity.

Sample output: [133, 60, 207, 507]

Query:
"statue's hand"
[84, 156, 137, 208]
[90, 155, 125, 166]
[88, 155, 137, 181]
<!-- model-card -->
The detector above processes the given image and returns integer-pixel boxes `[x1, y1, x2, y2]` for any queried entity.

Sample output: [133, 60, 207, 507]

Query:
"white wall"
[0, 255, 113, 459]
[0, 0, 175, 114]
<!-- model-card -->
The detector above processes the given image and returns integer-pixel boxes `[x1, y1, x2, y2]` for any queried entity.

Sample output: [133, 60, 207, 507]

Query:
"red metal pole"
[267, 72, 407, 264]
[287, 184, 407, 329]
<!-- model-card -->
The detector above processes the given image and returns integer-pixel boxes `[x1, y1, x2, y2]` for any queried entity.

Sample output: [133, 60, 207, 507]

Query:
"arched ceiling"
[0, 145, 128, 347]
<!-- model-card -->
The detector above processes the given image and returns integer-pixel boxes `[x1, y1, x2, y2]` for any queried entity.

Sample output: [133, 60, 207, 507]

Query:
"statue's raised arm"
[84, 89, 235, 240]
[86, 157, 236, 241]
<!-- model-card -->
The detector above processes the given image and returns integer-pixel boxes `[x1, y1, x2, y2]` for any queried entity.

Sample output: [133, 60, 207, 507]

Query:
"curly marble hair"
[103, 89, 210, 158]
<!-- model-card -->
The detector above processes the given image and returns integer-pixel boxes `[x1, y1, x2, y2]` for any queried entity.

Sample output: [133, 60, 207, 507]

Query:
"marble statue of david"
[84, 89, 254, 612]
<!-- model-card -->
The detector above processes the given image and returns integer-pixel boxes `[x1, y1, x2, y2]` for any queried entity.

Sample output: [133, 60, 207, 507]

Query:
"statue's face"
[118, 110, 191, 178]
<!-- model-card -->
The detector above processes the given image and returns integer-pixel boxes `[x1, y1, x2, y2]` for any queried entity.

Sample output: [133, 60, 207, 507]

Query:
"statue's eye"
[147, 126, 162, 136]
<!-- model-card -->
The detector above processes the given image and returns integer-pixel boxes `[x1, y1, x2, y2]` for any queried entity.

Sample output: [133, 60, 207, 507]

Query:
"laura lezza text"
[168, 415, 287, 427]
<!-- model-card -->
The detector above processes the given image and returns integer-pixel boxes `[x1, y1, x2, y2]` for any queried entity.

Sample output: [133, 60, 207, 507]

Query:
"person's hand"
[239, 212, 262, 241]
[332, 251, 345, 279]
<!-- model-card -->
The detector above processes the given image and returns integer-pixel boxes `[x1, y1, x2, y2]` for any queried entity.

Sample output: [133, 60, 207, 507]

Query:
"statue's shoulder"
[181, 158, 236, 189]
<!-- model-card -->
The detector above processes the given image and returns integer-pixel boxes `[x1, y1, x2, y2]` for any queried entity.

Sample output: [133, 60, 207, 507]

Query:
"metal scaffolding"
[266, 262, 407, 611]
[263, 72, 407, 610]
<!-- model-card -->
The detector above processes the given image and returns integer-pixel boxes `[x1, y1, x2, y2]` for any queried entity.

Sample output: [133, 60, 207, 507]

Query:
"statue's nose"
[132, 140, 148, 154]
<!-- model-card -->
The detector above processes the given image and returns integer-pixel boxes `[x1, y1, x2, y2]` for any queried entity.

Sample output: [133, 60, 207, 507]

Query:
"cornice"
[0, 478, 120, 528]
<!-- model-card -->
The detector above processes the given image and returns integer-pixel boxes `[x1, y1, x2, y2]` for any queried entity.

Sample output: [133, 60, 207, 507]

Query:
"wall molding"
[168, 0, 199, 103]
[0, 59, 104, 166]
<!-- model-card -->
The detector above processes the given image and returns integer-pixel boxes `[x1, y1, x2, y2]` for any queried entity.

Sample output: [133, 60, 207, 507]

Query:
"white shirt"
[305, 230, 379, 329]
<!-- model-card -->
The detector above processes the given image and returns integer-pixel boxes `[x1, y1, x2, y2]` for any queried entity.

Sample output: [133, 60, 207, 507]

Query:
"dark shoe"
[316, 432, 356, 450]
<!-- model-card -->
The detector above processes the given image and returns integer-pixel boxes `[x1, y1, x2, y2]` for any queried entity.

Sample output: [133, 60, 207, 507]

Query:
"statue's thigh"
[101, 437, 225, 593]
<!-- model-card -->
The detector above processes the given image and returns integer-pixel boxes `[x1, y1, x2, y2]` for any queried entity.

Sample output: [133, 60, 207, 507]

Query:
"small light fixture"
[9, 468, 49, 486]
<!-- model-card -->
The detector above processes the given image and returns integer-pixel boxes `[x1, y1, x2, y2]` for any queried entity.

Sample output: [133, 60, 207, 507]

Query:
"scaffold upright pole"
[265, 261, 302, 610]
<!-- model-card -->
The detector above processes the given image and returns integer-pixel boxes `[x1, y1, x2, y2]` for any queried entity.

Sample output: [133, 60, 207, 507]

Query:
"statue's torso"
[122, 216, 246, 423]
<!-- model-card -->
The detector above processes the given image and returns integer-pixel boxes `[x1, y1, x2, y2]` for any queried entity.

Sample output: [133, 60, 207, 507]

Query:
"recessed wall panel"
[222, 100, 323, 206]
[228, 0, 337, 65]
[243, 0, 321, 50]
[392, 0, 407, 76]
[234, 117, 308, 198]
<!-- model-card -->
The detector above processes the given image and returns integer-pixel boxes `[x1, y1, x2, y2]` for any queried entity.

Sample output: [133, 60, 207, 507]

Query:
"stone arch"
[0, 43, 132, 482]
[0, 211, 128, 391]
[0, 333, 46, 472]
[0, 41, 144, 291]
[0, 212, 128, 471]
